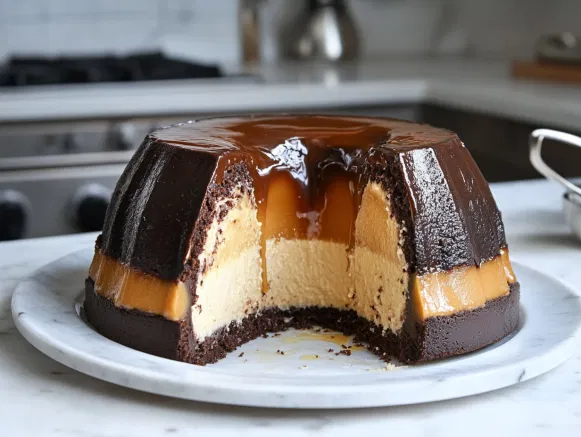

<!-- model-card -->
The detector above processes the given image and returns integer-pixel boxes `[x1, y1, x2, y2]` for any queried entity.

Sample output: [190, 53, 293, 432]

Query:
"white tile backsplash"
[0, 0, 579, 63]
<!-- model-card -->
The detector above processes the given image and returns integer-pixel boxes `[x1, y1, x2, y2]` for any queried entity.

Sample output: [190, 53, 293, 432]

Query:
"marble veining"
[1, 179, 581, 435]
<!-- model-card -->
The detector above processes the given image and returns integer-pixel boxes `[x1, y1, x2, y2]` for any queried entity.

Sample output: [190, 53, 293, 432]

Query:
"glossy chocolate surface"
[98, 115, 506, 281]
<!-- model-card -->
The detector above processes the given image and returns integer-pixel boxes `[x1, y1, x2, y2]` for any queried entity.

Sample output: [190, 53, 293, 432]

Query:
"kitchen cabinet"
[420, 104, 581, 183]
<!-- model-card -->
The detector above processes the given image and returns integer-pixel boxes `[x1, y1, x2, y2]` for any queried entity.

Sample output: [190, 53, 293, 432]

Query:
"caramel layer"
[90, 245, 516, 323]
[89, 250, 189, 321]
[412, 249, 516, 320]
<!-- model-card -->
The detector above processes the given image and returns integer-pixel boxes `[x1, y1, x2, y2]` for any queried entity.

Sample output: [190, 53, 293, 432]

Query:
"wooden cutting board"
[512, 60, 581, 84]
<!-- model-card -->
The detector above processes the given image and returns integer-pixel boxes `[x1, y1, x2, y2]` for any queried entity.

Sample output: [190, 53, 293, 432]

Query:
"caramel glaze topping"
[152, 115, 456, 292]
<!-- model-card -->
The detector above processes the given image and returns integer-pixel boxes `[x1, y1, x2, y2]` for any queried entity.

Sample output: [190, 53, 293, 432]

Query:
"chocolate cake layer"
[412, 282, 520, 362]
[100, 138, 218, 280]
[84, 278, 181, 360]
[400, 145, 506, 274]
[84, 279, 519, 365]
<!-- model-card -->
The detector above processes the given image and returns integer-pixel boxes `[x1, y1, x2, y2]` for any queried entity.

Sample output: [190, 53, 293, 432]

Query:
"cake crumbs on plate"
[276, 349, 285, 355]
[335, 349, 352, 356]
[238, 352, 244, 358]
[367, 363, 399, 372]
[327, 348, 334, 353]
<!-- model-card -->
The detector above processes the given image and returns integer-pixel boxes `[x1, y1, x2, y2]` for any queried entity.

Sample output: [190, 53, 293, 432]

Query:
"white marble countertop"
[1, 178, 581, 436]
[2, 58, 581, 132]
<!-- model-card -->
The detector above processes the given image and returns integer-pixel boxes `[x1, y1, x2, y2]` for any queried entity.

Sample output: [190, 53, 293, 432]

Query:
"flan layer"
[84, 115, 519, 365]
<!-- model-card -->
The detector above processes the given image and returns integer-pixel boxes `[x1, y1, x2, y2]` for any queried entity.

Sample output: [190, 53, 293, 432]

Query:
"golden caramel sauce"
[281, 331, 353, 346]
[300, 354, 320, 360]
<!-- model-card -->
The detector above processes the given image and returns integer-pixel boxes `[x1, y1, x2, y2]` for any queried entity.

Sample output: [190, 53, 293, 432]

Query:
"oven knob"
[0, 190, 29, 241]
[71, 184, 112, 232]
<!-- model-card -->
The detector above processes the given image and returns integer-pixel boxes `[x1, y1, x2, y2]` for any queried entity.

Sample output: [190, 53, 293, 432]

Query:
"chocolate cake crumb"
[262, 333, 268, 339]
[328, 348, 334, 353]
[276, 349, 285, 355]
[335, 349, 352, 356]
[273, 333, 281, 337]
[238, 352, 244, 357]
[85, 280, 519, 366]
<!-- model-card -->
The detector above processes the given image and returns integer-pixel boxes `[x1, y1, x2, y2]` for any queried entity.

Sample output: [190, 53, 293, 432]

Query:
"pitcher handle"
[529, 128, 581, 197]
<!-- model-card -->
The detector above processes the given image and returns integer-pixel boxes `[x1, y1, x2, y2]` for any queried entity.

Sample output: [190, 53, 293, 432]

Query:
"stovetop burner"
[0, 52, 222, 86]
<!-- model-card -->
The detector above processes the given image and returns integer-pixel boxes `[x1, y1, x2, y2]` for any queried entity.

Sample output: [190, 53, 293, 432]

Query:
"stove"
[0, 52, 222, 86]
[0, 53, 256, 241]
[0, 117, 172, 241]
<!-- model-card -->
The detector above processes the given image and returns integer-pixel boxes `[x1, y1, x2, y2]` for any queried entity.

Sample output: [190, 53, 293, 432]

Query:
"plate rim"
[11, 248, 581, 408]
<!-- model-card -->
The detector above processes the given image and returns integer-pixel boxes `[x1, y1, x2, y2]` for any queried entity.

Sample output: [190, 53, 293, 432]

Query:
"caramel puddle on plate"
[247, 329, 372, 365]
[299, 354, 320, 360]
[253, 349, 297, 361]
[282, 330, 366, 351]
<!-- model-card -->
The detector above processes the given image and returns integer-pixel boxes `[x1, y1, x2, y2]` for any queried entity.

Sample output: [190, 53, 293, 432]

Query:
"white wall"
[0, 0, 579, 64]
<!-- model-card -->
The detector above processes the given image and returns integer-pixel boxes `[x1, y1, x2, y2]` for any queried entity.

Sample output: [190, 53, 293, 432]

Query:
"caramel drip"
[156, 115, 456, 294]
[412, 249, 516, 320]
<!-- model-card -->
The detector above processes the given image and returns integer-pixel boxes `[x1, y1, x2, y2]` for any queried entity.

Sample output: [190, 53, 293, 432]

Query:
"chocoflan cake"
[84, 115, 519, 365]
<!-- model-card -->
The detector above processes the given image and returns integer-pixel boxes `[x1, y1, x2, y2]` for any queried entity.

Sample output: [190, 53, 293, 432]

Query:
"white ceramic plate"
[11, 248, 581, 409]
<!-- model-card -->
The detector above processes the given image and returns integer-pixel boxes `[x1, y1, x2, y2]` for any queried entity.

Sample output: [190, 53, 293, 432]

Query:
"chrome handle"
[529, 128, 581, 197]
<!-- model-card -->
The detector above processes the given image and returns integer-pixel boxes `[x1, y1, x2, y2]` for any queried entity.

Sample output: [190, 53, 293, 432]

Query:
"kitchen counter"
[0, 178, 580, 436]
[1, 59, 581, 132]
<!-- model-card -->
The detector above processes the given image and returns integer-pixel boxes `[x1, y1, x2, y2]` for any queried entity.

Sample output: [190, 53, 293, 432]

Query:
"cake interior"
[189, 177, 514, 344]
[192, 180, 410, 341]
[89, 173, 516, 357]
